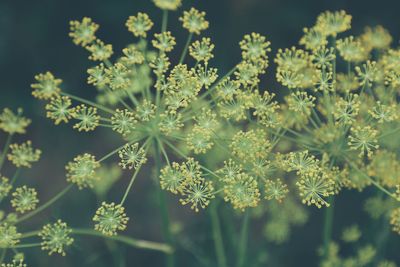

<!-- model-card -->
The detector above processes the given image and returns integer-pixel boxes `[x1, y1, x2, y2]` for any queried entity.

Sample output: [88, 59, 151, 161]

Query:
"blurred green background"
[0, 0, 399, 266]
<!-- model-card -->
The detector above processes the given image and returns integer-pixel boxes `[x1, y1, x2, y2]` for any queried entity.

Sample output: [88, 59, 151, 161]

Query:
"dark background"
[0, 0, 399, 266]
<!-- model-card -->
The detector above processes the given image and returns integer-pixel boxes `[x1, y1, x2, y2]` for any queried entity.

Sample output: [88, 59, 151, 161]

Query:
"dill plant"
[0, 109, 171, 266]
[15, 2, 400, 267]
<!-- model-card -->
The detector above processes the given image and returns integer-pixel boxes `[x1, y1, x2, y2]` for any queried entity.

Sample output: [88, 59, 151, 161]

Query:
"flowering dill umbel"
[0, 108, 31, 134]
[0, 223, 21, 248]
[11, 186, 39, 213]
[30, 4, 400, 267]
[7, 141, 41, 168]
[65, 153, 100, 189]
[39, 220, 74, 256]
[93, 202, 129, 236]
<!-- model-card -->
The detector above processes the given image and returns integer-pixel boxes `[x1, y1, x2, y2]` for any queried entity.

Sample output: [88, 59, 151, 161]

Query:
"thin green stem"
[156, 137, 170, 165]
[322, 195, 335, 258]
[162, 10, 168, 32]
[237, 210, 250, 267]
[20, 230, 40, 239]
[0, 133, 13, 171]
[72, 228, 173, 254]
[119, 139, 151, 205]
[271, 128, 287, 150]
[179, 32, 193, 64]
[16, 184, 73, 224]
[154, 140, 175, 267]
[61, 92, 114, 114]
[125, 90, 140, 107]
[312, 107, 323, 125]
[104, 59, 113, 68]
[119, 166, 142, 206]
[209, 203, 227, 267]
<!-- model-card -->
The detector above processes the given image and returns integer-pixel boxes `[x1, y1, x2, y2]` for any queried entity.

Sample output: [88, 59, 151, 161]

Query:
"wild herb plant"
[1, 0, 399, 266]
[0, 109, 171, 266]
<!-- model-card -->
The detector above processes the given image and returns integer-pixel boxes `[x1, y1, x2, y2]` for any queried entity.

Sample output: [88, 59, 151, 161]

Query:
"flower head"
[223, 173, 261, 211]
[93, 202, 129, 236]
[160, 163, 186, 194]
[69, 17, 99, 46]
[39, 220, 74, 256]
[189, 37, 215, 63]
[179, 176, 215, 212]
[105, 63, 131, 90]
[390, 207, 400, 234]
[158, 112, 183, 135]
[186, 126, 214, 154]
[0, 223, 21, 248]
[45, 96, 73, 125]
[152, 31, 176, 52]
[121, 45, 145, 66]
[296, 169, 336, 208]
[11, 186, 39, 213]
[264, 179, 289, 203]
[66, 153, 100, 189]
[341, 224, 361, 243]
[239, 32, 271, 62]
[179, 8, 209, 35]
[361, 26, 392, 50]
[111, 109, 137, 136]
[118, 143, 147, 170]
[0, 176, 12, 199]
[348, 126, 379, 158]
[336, 36, 368, 63]
[7, 141, 41, 168]
[355, 60, 378, 87]
[126, 13, 153, 38]
[196, 65, 218, 88]
[299, 27, 328, 51]
[333, 94, 360, 126]
[369, 101, 398, 123]
[0, 108, 31, 134]
[86, 39, 113, 61]
[136, 100, 156, 122]
[71, 105, 100, 132]
[230, 130, 270, 163]
[153, 0, 182, 10]
[315, 10, 352, 37]
[87, 63, 108, 87]
[31, 72, 62, 100]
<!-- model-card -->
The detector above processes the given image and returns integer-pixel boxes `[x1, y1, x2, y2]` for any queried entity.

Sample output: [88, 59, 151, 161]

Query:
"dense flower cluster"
[31, 2, 400, 234]
[6, 1, 397, 266]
